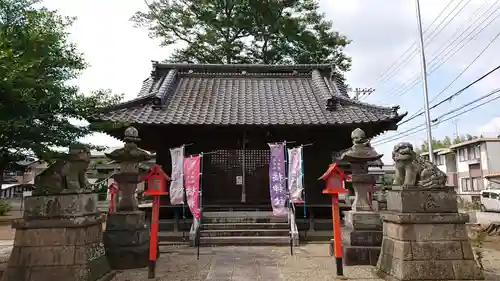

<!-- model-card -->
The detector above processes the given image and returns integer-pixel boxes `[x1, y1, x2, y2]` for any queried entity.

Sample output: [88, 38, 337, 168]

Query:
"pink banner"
[183, 156, 201, 220]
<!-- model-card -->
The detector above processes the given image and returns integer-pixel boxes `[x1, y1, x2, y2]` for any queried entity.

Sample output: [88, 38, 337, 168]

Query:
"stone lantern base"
[342, 210, 383, 265]
[376, 187, 483, 281]
[103, 211, 150, 269]
[1, 193, 113, 281]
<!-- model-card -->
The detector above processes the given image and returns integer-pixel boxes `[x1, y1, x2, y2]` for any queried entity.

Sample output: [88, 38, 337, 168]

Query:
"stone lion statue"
[34, 144, 92, 195]
[392, 142, 447, 188]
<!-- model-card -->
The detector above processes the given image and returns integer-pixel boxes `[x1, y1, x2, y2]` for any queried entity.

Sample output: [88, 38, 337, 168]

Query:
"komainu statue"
[392, 142, 447, 188]
[33, 144, 92, 195]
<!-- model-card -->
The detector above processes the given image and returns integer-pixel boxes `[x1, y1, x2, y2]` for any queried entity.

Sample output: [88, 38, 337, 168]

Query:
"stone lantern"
[340, 128, 383, 266]
[103, 126, 152, 269]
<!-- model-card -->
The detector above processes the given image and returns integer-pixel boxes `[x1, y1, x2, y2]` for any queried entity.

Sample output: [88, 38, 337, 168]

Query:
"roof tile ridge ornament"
[153, 69, 178, 109]
[151, 60, 160, 79]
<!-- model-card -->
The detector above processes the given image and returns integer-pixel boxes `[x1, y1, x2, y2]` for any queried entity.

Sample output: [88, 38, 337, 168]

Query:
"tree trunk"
[0, 166, 3, 186]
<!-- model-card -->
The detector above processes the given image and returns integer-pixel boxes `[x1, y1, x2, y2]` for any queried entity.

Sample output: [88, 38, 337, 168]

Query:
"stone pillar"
[372, 191, 387, 212]
[376, 142, 483, 281]
[103, 127, 153, 269]
[2, 193, 113, 281]
[376, 187, 483, 280]
[340, 128, 384, 266]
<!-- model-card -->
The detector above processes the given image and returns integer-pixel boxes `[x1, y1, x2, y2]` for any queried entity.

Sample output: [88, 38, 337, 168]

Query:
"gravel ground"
[276, 244, 383, 281]
[112, 246, 214, 281]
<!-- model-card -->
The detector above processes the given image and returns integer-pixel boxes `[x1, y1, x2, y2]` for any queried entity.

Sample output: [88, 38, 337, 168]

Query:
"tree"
[131, 0, 351, 82]
[418, 134, 483, 153]
[0, 0, 122, 184]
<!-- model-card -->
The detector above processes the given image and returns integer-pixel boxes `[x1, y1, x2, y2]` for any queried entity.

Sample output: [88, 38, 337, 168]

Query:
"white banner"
[287, 146, 304, 203]
[169, 146, 185, 205]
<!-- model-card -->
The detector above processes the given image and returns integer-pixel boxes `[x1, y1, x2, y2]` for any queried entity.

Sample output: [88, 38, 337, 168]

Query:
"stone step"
[202, 217, 287, 224]
[202, 211, 288, 224]
[202, 222, 289, 230]
[199, 236, 290, 246]
[203, 211, 278, 218]
[200, 229, 290, 237]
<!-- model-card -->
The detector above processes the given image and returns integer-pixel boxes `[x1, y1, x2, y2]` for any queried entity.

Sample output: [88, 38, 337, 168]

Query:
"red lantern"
[319, 162, 348, 195]
[318, 162, 347, 277]
[143, 165, 170, 196]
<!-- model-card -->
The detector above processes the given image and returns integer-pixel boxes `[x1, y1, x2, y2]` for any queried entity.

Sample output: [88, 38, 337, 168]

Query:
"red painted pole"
[332, 194, 344, 277]
[148, 195, 160, 279]
[109, 193, 114, 214]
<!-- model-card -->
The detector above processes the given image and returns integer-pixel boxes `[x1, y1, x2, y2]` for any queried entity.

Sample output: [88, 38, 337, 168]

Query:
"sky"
[41, 0, 500, 164]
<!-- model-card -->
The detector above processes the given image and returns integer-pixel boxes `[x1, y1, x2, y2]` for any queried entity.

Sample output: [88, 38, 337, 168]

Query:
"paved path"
[204, 247, 283, 281]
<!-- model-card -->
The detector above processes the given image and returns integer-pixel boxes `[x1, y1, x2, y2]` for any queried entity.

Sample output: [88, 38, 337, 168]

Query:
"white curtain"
[169, 146, 185, 205]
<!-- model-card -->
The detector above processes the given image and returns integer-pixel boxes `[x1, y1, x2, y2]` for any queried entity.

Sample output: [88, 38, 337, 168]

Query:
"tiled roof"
[449, 138, 500, 149]
[93, 63, 406, 126]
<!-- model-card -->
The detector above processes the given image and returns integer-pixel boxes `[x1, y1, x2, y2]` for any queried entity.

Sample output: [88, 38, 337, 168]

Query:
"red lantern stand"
[142, 164, 170, 279]
[107, 183, 118, 214]
[318, 163, 348, 278]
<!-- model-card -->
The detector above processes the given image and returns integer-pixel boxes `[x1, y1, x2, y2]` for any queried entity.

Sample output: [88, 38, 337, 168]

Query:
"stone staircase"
[198, 210, 293, 246]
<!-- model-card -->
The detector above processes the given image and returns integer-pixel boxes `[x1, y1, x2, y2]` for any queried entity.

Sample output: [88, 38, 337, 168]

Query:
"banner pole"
[300, 145, 306, 218]
[197, 152, 204, 260]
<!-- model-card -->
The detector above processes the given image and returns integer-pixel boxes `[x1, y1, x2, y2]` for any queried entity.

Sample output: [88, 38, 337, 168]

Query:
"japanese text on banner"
[268, 143, 288, 216]
[183, 156, 201, 220]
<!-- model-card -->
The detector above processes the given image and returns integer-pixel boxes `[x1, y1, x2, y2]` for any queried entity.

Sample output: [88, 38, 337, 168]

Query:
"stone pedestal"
[342, 210, 383, 265]
[2, 193, 113, 281]
[103, 211, 149, 269]
[376, 187, 484, 281]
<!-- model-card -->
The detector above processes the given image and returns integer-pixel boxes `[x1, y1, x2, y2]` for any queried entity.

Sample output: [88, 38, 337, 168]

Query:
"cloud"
[479, 117, 500, 136]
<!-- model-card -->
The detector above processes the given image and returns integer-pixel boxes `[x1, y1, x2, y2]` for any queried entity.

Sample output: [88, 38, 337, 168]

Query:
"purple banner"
[268, 143, 288, 216]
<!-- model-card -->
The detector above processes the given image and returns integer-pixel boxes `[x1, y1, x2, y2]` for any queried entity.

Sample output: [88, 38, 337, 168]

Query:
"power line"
[375, 0, 457, 84]
[373, 88, 500, 146]
[374, 94, 500, 146]
[398, 63, 500, 126]
[388, 2, 499, 97]
[378, 0, 469, 87]
[400, 18, 500, 124]
[387, 1, 500, 97]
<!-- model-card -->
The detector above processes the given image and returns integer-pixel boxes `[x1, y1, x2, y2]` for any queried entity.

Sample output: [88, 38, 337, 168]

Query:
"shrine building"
[91, 63, 405, 239]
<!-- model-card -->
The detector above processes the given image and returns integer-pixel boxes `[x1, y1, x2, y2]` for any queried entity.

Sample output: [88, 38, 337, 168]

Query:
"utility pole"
[415, 0, 435, 163]
[353, 88, 375, 100]
[452, 119, 459, 138]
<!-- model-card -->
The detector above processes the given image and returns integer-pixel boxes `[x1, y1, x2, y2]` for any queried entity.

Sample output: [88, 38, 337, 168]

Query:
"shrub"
[0, 200, 12, 216]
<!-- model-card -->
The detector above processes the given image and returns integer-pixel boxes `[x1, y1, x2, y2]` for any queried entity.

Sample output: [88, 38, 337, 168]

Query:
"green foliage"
[457, 197, 481, 211]
[379, 174, 394, 187]
[0, 199, 11, 216]
[131, 0, 351, 79]
[0, 0, 123, 174]
[417, 134, 482, 153]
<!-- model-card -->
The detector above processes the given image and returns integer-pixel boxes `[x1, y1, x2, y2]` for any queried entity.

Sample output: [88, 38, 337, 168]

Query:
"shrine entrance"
[202, 149, 271, 206]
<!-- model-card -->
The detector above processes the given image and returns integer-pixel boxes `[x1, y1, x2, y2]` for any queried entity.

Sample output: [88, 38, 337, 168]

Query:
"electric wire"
[399, 30, 500, 125]
[388, 1, 500, 98]
[374, 0, 457, 84]
[373, 94, 500, 146]
[389, 0, 499, 96]
[373, 88, 500, 146]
